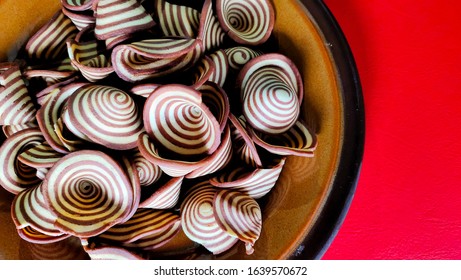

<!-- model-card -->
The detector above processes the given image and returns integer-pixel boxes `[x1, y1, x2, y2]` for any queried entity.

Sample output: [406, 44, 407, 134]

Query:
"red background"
[321, 0, 461, 259]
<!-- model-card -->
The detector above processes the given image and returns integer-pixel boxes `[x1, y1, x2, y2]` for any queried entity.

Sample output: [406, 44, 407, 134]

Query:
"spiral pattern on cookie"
[41, 150, 135, 237]
[243, 69, 299, 134]
[249, 120, 317, 157]
[94, 0, 155, 40]
[189, 56, 215, 89]
[0, 128, 43, 194]
[64, 85, 144, 150]
[143, 84, 221, 156]
[25, 11, 78, 61]
[228, 114, 262, 168]
[197, 0, 226, 52]
[2, 123, 38, 138]
[180, 182, 238, 255]
[155, 0, 200, 38]
[238, 54, 304, 134]
[132, 150, 162, 187]
[61, 0, 94, 11]
[185, 125, 233, 179]
[216, 0, 274, 45]
[105, 33, 135, 50]
[210, 158, 285, 199]
[17, 226, 70, 245]
[33, 75, 80, 106]
[124, 219, 181, 250]
[112, 38, 203, 82]
[238, 53, 303, 102]
[24, 68, 76, 87]
[139, 176, 183, 209]
[213, 189, 262, 254]
[137, 133, 206, 177]
[208, 50, 229, 87]
[18, 142, 63, 169]
[120, 156, 141, 222]
[61, 7, 96, 31]
[23, 58, 77, 89]
[78, 54, 114, 82]
[0, 64, 37, 125]
[96, 209, 180, 244]
[24, 57, 76, 85]
[67, 39, 114, 82]
[12, 184, 65, 240]
[130, 83, 160, 98]
[199, 82, 230, 132]
[36, 83, 87, 154]
[225, 46, 263, 70]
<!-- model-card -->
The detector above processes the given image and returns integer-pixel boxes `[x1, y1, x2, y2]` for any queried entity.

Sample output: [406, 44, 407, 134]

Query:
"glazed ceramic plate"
[0, 0, 364, 259]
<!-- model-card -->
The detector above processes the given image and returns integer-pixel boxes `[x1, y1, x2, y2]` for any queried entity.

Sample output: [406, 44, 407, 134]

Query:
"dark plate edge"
[289, 0, 365, 260]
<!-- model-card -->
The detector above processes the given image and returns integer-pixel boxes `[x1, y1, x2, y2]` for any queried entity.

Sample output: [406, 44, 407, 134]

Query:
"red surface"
[321, 0, 461, 259]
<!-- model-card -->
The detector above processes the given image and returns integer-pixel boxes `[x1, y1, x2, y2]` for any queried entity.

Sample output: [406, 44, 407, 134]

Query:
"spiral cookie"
[17, 226, 69, 245]
[41, 150, 135, 237]
[112, 38, 203, 82]
[137, 133, 207, 177]
[249, 120, 318, 157]
[0, 64, 37, 125]
[199, 82, 230, 133]
[93, 0, 155, 40]
[95, 209, 180, 244]
[123, 219, 181, 250]
[105, 33, 137, 50]
[143, 84, 221, 157]
[34, 76, 80, 106]
[213, 189, 262, 255]
[208, 50, 229, 87]
[216, 0, 274, 45]
[131, 149, 162, 187]
[139, 176, 183, 209]
[36, 82, 87, 154]
[120, 156, 141, 222]
[130, 83, 160, 98]
[154, 0, 200, 38]
[0, 128, 43, 194]
[24, 69, 75, 89]
[210, 158, 286, 199]
[18, 142, 63, 169]
[187, 56, 216, 89]
[61, 6, 96, 31]
[2, 123, 38, 139]
[228, 114, 262, 168]
[67, 31, 114, 82]
[180, 182, 238, 255]
[25, 11, 77, 61]
[225, 46, 263, 70]
[197, 0, 226, 52]
[185, 125, 233, 179]
[238, 53, 303, 134]
[12, 184, 67, 243]
[24, 58, 77, 86]
[64, 84, 144, 150]
[61, 0, 94, 11]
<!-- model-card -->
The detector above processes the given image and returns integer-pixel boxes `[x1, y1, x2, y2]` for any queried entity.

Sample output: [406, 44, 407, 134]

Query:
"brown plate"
[0, 0, 364, 259]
